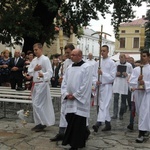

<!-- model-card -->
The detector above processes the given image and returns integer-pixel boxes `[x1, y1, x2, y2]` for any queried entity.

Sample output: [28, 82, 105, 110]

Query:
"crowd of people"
[0, 43, 150, 150]
[0, 49, 34, 90]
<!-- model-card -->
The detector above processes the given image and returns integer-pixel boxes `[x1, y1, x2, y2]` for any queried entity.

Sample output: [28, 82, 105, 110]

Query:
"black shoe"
[92, 125, 99, 133]
[34, 124, 47, 132]
[101, 126, 111, 131]
[31, 124, 41, 131]
[111, 116, 117, 119]
[85, 128, 91, 140]
[127, 124, 133, 131]
[50, 133, 64, 142]
[136, 136, 144, 143]
[119, 116, 123, 120]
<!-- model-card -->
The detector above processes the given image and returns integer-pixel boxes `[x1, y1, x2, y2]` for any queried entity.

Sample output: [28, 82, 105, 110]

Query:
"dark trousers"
[51, 77, 59, 87]
[113, 93, 127, 117]
[10, 78, 23, 89]
[127, 89, 132, 111]
[119, 94, 128, 116]
[129, 101, 135, 125]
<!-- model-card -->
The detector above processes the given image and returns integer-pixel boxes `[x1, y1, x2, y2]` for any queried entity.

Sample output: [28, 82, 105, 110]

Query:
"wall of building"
[77, 28, 115, 59]
[115, 25, 145, 54]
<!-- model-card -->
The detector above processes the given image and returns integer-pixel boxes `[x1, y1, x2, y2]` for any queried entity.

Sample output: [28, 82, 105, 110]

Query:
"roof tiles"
[120, 17, 147, 27]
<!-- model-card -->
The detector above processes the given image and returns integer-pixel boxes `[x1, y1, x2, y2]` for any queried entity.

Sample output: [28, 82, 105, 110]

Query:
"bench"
[0, 86, 61, 118]
[0, 91, 61, 97]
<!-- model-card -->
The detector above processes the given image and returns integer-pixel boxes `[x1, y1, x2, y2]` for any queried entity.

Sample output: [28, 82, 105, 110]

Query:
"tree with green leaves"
[0, 0, 147, 53]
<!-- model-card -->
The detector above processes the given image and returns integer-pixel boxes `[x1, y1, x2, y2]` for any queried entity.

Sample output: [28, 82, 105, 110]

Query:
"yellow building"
[115, 16, 147, 55]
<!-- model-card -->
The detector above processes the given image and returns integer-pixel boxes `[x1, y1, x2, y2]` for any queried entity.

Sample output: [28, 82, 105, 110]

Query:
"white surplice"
[113, 61, 133, 95]
[61, 62, 93, 118]
[129, 64, 150, 131]
[85, 59, 96, 66]
[93, 57, 116, 122]
[59, 58, 73, 127]
[28, 55, 55, 126]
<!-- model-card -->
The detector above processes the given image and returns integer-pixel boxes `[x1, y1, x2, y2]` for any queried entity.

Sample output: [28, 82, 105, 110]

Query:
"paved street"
[0, 98, 150, 150]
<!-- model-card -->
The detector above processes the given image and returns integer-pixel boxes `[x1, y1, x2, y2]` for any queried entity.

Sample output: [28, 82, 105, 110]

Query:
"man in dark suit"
[9, 50, 25, 89]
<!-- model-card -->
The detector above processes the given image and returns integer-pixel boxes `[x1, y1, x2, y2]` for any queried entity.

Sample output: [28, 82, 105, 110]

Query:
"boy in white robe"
[28, 43, 55, 132]
[50, 44, 75, 141]
[61, 49, 92, 150]
[92, 45, 116, 132]
[129, 50, 150, 143]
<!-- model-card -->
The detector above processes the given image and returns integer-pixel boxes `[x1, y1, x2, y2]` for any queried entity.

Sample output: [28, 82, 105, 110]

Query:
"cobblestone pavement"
[0, 98, 150, 150]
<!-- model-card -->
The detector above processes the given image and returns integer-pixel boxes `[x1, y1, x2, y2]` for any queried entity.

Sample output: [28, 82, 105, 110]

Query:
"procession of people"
[0, 43, 150, 150]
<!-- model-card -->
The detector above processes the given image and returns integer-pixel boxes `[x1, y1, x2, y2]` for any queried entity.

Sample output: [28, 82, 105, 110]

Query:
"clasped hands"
[66, 94, 75, 100]
[2, 64, 8, 68]
[11, 66, 18, 71]
[116, 72, 128, 77]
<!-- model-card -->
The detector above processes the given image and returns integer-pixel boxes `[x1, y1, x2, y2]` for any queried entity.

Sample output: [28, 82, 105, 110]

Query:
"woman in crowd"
[0, 50, 11, 86]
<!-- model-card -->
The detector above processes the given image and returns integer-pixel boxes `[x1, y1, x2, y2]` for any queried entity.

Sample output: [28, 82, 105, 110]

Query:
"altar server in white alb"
[85, 53, 96, 66]
[92, 45, 116, 132]
[129, 50, 150, 143]
[112, 54, 133, 120]
[61, 49, 92, 150]
[28, 43, 55, 132]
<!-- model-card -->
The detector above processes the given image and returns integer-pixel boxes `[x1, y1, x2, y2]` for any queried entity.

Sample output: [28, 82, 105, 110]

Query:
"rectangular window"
[133, 37, 139, 48]
[121, 30, 125, 33]
[135, 30, 139, 33]
[120, 38, 125, 48]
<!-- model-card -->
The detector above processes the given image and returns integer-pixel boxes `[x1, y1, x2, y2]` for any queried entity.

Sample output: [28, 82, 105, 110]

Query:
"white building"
[77, 28, 115, 59]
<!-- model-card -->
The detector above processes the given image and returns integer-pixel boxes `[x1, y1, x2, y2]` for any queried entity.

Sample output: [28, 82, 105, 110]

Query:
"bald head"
[88, 53, 93, 60]
[71, 49, 82, 63]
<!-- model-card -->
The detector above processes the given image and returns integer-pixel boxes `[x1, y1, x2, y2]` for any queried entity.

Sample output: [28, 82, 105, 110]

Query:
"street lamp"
[59, 27, 63, 56]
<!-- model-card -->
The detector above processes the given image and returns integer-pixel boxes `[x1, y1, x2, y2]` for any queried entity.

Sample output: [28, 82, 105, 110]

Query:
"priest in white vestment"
[129, 50, 150, 143]
[28, 43, 55, 132]
[92, 45, 116, 132]
[61, 49, 92, 149]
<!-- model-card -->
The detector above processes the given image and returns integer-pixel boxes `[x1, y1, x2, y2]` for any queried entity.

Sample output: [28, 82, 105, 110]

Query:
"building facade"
[115, 16, 147, 55]
[77, 28, 115, 59]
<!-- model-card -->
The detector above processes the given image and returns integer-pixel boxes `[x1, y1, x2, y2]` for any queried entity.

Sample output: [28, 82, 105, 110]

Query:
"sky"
[89, 2, 148, 41]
